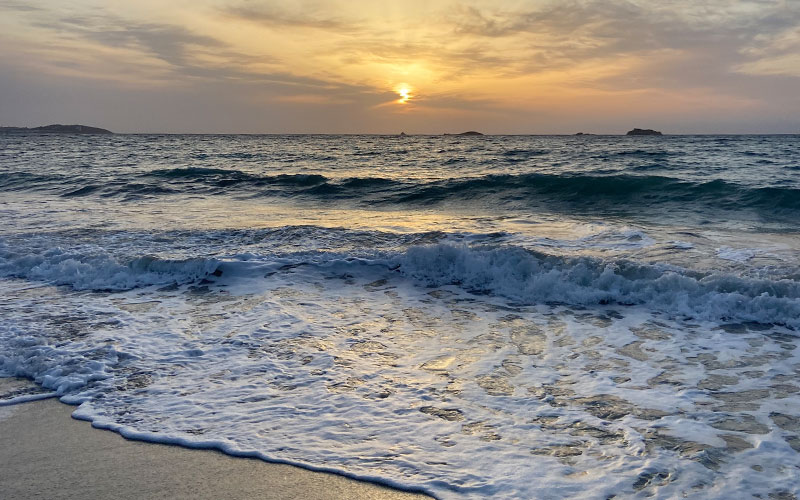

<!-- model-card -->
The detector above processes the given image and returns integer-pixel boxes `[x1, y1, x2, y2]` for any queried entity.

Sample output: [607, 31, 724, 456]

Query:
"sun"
[395, 84, 413, 104]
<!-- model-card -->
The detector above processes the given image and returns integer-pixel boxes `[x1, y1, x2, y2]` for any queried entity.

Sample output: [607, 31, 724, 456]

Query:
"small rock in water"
[626, 128, 663, 136]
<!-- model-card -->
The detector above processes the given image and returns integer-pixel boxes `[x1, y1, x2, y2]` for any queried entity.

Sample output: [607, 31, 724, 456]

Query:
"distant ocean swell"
[3, 237, 799, 328]
[124, 169, 800, 212]
[0, 168, 790, 219]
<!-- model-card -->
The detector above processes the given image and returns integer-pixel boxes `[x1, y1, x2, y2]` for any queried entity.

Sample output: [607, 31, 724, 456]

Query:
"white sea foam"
[530, 228, 656, 251]
[716, 246, 757, 262]
[666, 240, 694, 250]
[3, 236, 800, 330]
[0, 241, 222, 290]
[399, 244, 800, 328]
[2, 261, 798, 499]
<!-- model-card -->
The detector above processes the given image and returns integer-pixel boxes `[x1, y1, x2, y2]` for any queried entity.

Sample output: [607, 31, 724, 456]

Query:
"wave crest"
[399, 244, 800, 328]
[3, 234, 800, 327]
[0, 243, 221, 291]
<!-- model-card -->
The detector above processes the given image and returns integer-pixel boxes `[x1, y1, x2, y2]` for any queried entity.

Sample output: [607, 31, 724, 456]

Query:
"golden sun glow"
[396, 84, 413, 104]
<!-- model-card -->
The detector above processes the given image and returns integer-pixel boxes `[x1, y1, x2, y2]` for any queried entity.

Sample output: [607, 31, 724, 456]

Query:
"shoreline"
[0, 390, 432, 500]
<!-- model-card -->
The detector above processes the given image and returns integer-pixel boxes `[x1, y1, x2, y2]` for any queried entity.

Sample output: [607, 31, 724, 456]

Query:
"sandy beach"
[0, 391, 432, 500]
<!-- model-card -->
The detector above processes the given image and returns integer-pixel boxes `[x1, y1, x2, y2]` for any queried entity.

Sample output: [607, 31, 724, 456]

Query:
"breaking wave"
[0, 242, 222, 291]
[399, 244, 800, 328]
[3, 235, 799, 327]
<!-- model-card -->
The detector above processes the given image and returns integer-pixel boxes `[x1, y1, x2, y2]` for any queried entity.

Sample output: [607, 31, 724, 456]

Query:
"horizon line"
[3, 125, 799, 136]
[6, 131, 800, 136]
[116, 132, 800, 136]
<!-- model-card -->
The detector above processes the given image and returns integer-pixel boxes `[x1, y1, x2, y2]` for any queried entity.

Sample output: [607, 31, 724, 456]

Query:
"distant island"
[574, 132, 596, 136]
[0, 124, 113, 135]
[626, 128, 662, 136]
[444, 131, 484, 136]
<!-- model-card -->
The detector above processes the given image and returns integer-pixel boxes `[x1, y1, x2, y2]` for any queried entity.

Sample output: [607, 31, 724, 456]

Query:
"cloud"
[29, 14, 224, 70]
[0, 0, 42, 12]
[446, 1, 800, 74]
[222, 2, 360, 32]
[736, 24, 800, 77]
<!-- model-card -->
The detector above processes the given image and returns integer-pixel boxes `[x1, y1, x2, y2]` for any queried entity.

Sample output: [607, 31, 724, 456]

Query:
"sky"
[1, 0, 799, 134]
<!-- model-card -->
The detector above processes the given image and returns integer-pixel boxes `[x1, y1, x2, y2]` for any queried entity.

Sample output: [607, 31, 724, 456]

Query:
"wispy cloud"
[32, 14, 224, 69]
[223, 2, 360, 32]
[0, 0, 43, 12]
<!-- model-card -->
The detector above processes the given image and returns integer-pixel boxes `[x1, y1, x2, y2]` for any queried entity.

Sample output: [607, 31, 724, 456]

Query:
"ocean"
[1, 133, 799, 499]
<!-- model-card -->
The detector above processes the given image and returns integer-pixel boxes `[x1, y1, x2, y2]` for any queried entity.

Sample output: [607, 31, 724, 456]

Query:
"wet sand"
[0, 397, 432, 500]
